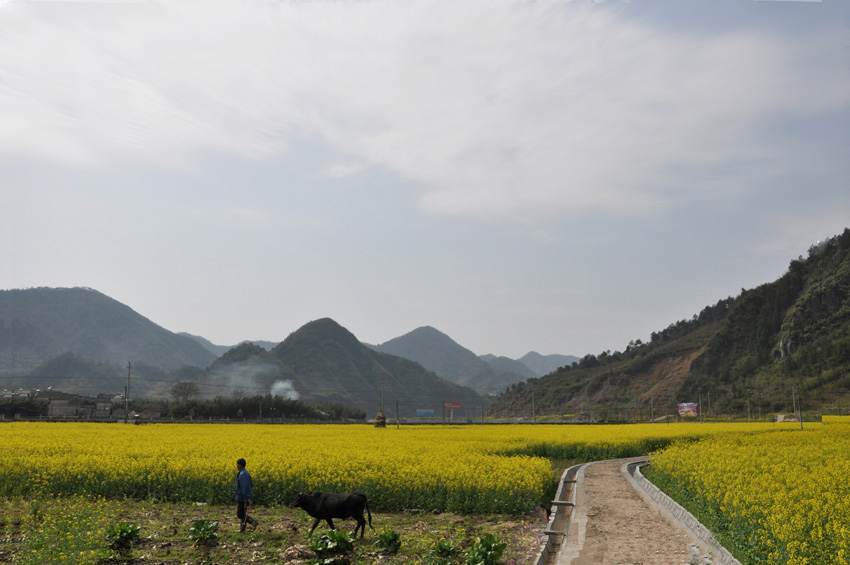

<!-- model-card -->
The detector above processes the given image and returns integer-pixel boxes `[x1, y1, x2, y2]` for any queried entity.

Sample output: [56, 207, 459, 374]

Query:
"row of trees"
[0, 394, 367, 421]
[132, 394, 367, 421]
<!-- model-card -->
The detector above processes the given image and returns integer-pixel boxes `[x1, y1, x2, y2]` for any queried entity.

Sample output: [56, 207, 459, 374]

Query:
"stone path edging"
[533, 457, 743, 565]
[624, 461, 741, 565]
[531, 462, 582, 565]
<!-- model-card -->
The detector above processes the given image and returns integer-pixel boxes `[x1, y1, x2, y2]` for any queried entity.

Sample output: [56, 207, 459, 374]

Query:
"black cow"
[291, 491, 373, 538]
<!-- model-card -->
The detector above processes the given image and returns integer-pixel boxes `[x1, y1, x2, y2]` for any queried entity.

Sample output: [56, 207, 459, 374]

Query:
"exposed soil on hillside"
[640, 349, 704, 405]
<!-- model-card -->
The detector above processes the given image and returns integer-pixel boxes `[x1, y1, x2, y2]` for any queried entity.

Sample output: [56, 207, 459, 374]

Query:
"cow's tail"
[366, 500, 373, 530]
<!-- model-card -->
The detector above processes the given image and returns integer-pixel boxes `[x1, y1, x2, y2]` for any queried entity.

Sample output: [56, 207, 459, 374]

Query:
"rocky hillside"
[491, 228, 850, 418]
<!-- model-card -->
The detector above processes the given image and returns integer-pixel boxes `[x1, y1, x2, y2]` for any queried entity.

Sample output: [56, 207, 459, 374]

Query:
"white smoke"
[209, 360, 280, 398]
[270, 379, 300, 401]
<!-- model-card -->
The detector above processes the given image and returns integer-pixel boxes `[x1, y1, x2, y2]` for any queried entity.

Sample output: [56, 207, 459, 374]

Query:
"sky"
[1, 0, 847, 360]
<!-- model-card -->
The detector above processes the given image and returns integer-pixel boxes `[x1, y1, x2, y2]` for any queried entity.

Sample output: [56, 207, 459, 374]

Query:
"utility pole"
[531, 385, 536, 424]
[124, 362, 131, 424]
[792, 387, 804, 430]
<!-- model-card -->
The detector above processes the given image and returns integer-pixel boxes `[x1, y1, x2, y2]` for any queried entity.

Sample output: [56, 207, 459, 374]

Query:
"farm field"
[0, 495, 546, 564]
[0, 421, 831, 563]
[647, 421, 850, 565]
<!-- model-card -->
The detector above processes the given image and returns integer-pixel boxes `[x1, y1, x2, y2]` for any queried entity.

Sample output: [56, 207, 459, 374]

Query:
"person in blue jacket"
[236, 458, 259, 532]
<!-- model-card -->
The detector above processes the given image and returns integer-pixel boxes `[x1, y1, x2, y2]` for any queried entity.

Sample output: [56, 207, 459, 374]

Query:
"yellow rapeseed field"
[648, 422, 850, 565]
[1, 421, 787, 513]
[4, 420, 843, 564]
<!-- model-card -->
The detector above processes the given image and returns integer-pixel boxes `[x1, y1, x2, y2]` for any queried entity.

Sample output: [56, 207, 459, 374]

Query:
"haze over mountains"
[0, 287, 216, 374]
[5, 228, 846, 419]
[369, 326, 577, 395]
[0, 287, 569, 414]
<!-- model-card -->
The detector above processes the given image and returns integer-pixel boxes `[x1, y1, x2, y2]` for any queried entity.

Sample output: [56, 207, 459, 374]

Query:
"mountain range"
[196, 318, 488, 417]
[7, 229, 843, 418]
[369, 326, 577, 395]
[0, 287, 216, 376]
[0, 288, 493, 416]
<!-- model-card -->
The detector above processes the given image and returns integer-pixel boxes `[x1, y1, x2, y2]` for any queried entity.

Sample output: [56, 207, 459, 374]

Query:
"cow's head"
[289, 491, 317, 508]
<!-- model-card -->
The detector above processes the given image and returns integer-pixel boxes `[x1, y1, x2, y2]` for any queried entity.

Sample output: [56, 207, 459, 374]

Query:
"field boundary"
[532, 463, 581, 565]
[625, 460, 741, 565]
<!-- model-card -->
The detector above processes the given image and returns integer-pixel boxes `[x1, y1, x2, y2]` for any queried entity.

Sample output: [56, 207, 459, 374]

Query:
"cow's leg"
[326, 518, 335, 531]
[309, 518, 321, 536]
[355, 516, 365, 538]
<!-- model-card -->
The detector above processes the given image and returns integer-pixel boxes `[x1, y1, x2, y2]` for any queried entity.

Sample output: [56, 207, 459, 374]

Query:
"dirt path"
[558, 458, 699, 565]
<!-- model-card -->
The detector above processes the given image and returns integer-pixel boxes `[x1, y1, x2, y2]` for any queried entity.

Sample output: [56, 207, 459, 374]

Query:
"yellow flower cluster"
[648, 423, 850, 565]
[18, 496, 118, 565]
[1, 421, 782, 514]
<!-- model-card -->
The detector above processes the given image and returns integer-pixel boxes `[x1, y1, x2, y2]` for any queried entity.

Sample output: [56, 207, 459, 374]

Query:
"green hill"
[201, 319, 490, 418]
[518, 351, 581, 376]
[373, 326, 531, 395]
[491, 228, 850, 419]
[0, 287, 216, 376]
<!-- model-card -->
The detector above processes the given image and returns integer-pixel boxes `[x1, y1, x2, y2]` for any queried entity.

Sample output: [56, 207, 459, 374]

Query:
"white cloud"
[319, 162, 367, 179]
[0, 2, 841, 220]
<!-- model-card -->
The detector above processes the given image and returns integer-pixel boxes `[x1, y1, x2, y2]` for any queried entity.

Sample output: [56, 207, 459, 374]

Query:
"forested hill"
[491, 228, 850, 418]
[371, 326, 532, 395]
[0, 287, 216, 375]
[200, 318, 490, 418]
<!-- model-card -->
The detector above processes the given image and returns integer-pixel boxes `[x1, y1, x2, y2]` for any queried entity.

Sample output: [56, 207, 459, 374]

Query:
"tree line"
[0, 394, 367, 421]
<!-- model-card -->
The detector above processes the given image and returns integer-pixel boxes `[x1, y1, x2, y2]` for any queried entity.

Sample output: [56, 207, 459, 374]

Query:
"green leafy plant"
[376, 528, 401, 554]
[107, 523, 141, 553]
[430, 538, 460, 559]
[188, 519, 219, 547]
[309, 529, 354, 556]
[465, 534, 506, 565]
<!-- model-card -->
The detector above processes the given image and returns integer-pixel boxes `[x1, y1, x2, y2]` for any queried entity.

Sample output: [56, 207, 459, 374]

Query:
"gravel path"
[557, 458, 701, 565]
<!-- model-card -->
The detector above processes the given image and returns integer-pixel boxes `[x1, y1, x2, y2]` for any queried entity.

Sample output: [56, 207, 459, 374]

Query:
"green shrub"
[188, 519, 219, 547]
[465, 534, 506, 565]
[428, 539, 460, 564]
[309, 529, 354, 556]
[376, 529, 401, 554]
[107, 523, 141, 553]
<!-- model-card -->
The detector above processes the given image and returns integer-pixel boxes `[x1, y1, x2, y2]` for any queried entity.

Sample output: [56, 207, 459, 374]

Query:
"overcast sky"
[1, 0, 847, 359]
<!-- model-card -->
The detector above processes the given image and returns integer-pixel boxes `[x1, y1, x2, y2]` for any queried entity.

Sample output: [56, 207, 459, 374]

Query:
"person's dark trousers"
[237, 501, 258, 532]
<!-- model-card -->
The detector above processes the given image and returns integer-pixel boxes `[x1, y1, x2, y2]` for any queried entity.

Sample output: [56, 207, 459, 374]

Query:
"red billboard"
[443, 402, 462, 410]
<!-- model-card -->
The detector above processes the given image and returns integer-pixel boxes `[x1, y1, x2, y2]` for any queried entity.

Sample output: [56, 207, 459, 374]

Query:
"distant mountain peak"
[287, 318, 359, 343]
